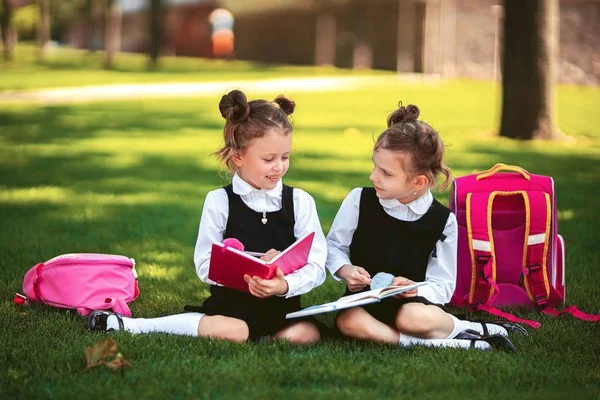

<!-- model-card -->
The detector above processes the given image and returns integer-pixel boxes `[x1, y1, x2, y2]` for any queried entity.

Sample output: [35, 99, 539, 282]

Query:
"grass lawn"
[1, 75, 599, 399]
[0, 44, 391, 91]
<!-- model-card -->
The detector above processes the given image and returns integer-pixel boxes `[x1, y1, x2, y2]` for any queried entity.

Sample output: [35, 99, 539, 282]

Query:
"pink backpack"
[16, 253, 140, 317]
[449, 163, 599, 328]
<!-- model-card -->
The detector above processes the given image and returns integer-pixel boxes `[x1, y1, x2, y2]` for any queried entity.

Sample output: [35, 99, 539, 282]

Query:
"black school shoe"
[457, 330, 518, 353]
[476, 320, 528, 336]
[88, 310, 124, 332]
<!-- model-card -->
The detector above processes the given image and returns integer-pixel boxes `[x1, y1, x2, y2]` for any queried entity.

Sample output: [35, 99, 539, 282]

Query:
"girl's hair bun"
[387, 102, 420, 127]
[219, 89, 250, 124]
[273, 95, 295, 116]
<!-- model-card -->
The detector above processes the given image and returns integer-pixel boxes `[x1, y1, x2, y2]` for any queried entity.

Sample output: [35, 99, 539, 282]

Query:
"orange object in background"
[212, 30, 234, 57]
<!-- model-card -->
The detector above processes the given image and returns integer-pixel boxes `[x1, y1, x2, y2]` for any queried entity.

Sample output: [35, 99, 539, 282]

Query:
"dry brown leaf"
[84, 340, 117, 371]
[104, 352, 131, 371]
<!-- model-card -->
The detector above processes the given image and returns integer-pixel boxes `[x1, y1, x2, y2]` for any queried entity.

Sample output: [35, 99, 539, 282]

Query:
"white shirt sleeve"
[282, 188, 327, 298]
[325, 188, 362, 282]
[193, 189, 228, 285]
[417, 212, 458, 305]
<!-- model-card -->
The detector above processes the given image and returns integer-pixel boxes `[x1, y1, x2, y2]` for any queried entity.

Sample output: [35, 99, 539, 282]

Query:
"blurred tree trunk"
[85, 0, 95, 53]
[37, 0, 50, 60]
[314, 1, 336, 66]
[0, 0, 14, 61]
[351, 1, 372, 70]
[104, 0, 121, 69]
[148, 0, 162, 69]
[499, 0, 559, 140]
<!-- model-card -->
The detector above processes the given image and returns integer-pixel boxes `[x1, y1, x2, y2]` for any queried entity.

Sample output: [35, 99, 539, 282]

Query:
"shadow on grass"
[0, 104, 224, 144]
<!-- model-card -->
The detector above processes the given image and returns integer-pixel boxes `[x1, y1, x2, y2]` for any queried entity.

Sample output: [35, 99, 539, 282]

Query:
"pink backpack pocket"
[19, 253, 139, 317]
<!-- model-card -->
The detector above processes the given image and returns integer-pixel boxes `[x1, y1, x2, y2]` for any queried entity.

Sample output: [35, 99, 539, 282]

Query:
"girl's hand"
[259, 249, 280, 263]
[244, 268, 288, 298]
[392, 276, 418, 298]
[336, 264, 372, 292]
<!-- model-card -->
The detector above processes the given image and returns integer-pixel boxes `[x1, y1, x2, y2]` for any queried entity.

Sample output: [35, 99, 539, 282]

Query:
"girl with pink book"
[89, 90, 327, 343]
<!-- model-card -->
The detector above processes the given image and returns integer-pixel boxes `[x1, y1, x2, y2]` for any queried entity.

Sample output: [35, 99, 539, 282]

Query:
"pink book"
[208, 232, 315, 293]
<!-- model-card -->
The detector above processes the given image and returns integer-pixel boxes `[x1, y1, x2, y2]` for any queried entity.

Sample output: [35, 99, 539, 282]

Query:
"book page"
[337, 282, 427, 304]
[215, 242, 268, 266]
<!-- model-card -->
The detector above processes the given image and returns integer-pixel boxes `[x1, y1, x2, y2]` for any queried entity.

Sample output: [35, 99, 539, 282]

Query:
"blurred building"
[68, 0, 220, 58]
[64, 0, 599, 85]
[230, 0, 599, 86]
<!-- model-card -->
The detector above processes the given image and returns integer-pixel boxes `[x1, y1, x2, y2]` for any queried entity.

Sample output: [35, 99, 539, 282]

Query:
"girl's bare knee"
[288, 322, 321, 344]
[276, 322, 320, 344]
[336, 310, 357, 336]
[198, 315, 249, 342]
[395, 304, 437, 334]
[336, 309, 370, 338]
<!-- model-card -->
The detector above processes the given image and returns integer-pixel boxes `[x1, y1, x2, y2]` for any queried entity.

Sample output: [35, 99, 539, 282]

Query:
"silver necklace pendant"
[261, 211, 268, 224]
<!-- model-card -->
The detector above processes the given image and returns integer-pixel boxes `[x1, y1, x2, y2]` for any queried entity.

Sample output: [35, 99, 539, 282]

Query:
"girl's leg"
[197, 315, 250, 343]
[394, 304, 512, 338]
[336, 307, 400, 344]
[273, 321, 320, 344]
[101, 312, 205, 337]
[394, 303, 455, 339]
[393, 305, 511, 350]
[94, 311, 250, 342]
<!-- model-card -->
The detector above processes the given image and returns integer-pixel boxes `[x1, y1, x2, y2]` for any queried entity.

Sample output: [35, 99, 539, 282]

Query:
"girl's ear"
[232, 152, 243, 168]
[413, 175, 429, 191]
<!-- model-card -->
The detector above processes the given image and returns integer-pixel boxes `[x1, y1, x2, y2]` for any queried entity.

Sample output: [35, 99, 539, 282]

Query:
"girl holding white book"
[326, 102, 524, 351]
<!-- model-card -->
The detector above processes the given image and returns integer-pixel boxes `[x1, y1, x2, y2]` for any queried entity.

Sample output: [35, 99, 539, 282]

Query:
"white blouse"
[194, 173, 327, 298]
[326, 188, 458, 305]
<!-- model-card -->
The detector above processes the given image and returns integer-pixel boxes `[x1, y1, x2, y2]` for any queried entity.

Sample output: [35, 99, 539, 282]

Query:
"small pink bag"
[17, 253, 140, 317]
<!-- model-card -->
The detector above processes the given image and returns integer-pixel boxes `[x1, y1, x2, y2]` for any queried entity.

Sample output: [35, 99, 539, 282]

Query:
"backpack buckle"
[527, 263, 541, 274]
[477, 255, 491, 264]
[534, 295, 548, 308]
[518, 272, 524, 287]
[478, 270, 489, 283]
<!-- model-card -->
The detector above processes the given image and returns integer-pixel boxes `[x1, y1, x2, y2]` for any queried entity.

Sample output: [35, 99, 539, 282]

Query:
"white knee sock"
[107, 312, 204, 336]
[449, 314, 508, 337]
[399, 334, 491, 350]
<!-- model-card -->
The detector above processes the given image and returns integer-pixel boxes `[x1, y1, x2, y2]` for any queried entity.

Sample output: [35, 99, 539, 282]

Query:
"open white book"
[286, 282, 427, 319]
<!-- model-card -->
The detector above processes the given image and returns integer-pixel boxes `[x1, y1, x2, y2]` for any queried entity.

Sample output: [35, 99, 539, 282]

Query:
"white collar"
[232, 172, 283, 198]
[378, 190, 433, 215]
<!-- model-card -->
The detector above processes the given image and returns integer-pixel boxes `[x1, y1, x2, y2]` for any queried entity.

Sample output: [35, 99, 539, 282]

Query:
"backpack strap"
[522, 192, 600, 322]
[466, 192, 501, 305]
[467, 191, 542, 329]
[520, 191, 552, 307]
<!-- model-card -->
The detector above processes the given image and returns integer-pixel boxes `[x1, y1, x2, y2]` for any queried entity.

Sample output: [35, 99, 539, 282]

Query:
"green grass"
[0, 44, 392, 91]
[1, 77, 600, 399]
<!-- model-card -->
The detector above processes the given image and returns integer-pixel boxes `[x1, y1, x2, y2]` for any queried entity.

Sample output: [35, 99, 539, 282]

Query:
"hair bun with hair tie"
[405, 104, 420, 122]
[387, 102, 421, 127]
[219, 89, 250, 124]
[272, 95, 295, 116]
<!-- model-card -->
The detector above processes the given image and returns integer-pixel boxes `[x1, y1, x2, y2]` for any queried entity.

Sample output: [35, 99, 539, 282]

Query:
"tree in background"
[148, 0, 162, 69]
[314, 0, 337, 67]
[37, 0, 49, 59]
[104, 0, 121, 69]
[499, 0, 559, 140]
[0, 0, 14, 61]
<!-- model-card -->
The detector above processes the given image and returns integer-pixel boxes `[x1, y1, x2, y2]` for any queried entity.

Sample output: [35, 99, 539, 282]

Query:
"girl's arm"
[325, 188, 362, 282]
[417, 212, 458, 304]
[193, 189, 227, 284]
[279, 188, 327, 298]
